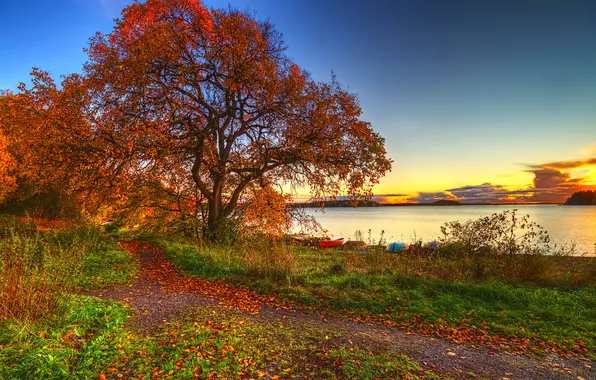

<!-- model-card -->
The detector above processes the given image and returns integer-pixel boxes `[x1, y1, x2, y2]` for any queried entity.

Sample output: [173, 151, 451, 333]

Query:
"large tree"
[69, 0, 393, 235]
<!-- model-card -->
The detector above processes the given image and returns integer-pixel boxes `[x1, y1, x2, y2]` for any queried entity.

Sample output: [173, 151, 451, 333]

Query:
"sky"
[1, 0, 595, 204]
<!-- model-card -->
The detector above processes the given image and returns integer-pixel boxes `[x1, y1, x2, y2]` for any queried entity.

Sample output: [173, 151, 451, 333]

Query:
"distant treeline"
[564, 191, 596, 205]
[291, 199, 465, 208]
[430, 199, 461, 206]
[291, 199, 380, 208]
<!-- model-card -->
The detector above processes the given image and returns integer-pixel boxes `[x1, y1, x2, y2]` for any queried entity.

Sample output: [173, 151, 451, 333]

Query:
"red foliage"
[241, 185, 293, 237]
[0, 128, 15, 203]
[83, 0, 392, 235]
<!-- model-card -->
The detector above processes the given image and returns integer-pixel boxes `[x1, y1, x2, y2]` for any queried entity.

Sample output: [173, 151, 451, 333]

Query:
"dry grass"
[0, 219, 88, 322]
[242, 238, 297, 281]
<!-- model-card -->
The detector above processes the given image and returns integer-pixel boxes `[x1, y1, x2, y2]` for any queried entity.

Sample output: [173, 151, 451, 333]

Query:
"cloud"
[531, 168, 570, 188]
[408, 182, 567, 204]
[406, 154, 596, 205]
[528, 157, 596, 171]
[407, 184, 520, 204]
[447, 183, 507, 199]
[407, 192, 458, 203]
[408, 168, 595, 204]
[373, 193, 410, 204]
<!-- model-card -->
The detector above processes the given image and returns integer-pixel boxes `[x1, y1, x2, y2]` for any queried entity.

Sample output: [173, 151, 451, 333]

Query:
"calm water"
[303, 205, 596, 255]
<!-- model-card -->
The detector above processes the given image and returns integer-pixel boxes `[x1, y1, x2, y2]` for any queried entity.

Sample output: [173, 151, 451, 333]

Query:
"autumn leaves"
[0, 0, 391, 236]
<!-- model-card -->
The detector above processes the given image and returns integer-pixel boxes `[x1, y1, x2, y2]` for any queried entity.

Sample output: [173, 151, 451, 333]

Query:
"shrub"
[439, 209, 551, 256]
[438, 210, 554, 279]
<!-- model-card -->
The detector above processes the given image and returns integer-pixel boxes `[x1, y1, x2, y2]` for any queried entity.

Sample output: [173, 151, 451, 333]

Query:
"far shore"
[292, 201, 566, 208]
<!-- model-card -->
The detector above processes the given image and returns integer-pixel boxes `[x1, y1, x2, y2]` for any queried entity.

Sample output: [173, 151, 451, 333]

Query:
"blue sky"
[1, 0, 595, 203]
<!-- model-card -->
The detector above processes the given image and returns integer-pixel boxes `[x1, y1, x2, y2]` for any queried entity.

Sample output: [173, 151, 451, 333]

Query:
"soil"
[83, 241, 595, 380]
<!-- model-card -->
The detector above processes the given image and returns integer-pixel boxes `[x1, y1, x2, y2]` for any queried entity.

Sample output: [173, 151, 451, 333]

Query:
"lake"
[303, 205, 596, 255]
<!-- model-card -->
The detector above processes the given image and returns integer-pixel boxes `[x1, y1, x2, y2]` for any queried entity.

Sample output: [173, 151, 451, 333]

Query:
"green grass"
[1, 226, 444, 378]
[0, 297, 445, 379]
[73, 237, 139, 290]
[0, 222, 139, 322]
[45, 225, 140, 291]
[153, 238, 596, 357]
[0, 296, 132, 379]
[329, 347, 443, 380]
[0, 223, 141, 377]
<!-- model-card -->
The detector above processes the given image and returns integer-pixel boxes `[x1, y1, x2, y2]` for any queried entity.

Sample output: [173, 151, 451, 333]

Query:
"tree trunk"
[206, 198, 221, 241]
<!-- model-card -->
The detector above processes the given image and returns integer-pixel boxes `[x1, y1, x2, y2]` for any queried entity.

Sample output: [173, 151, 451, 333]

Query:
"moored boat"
[318, 238, 344, 248]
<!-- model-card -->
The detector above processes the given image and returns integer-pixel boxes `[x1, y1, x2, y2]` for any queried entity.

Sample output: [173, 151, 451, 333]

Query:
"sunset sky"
[1, 0, 595, 203]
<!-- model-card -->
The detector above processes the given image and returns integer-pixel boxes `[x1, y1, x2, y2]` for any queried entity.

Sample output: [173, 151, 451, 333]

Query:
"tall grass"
[0, 217, 134, 322]
[154, 234, 297, 284]
[0, 220, 85, 321]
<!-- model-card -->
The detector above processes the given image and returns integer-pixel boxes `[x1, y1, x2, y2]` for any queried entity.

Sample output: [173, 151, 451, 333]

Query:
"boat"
[318, 238, 344, 248]
[288, 234, 311, 245]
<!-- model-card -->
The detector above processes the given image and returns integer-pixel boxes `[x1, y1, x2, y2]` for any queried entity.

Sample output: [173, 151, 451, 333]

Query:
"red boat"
[318, 238, 344, 248]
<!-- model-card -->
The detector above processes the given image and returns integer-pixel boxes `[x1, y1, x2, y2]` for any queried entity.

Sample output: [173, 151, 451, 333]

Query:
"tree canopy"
[564, 191, 596, 205]
[1, 0, 392, 236]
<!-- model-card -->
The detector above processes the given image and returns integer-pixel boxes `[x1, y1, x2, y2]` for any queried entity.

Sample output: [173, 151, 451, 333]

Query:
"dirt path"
[84, 241, 595, 380]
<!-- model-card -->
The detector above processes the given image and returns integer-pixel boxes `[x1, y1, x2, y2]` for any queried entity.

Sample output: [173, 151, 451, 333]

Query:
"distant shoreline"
[379, 202, 563, 207]
[292, 201, 564, 208]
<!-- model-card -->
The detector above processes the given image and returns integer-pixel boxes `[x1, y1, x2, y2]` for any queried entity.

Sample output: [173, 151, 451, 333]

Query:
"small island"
[564, 191, 596, 205]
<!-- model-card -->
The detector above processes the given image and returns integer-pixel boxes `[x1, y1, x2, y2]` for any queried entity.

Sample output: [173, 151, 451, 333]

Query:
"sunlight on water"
[303, 205, 596, 255]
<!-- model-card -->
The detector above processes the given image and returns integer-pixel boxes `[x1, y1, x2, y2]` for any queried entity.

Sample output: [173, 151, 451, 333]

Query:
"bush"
[439, 209, 552, 256]
[438, 210, 553, 279]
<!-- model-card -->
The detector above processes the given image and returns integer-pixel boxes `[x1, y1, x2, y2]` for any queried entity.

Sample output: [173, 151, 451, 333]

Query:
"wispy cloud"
[407, 191, 459, 203]
[528, 157, 596, 171]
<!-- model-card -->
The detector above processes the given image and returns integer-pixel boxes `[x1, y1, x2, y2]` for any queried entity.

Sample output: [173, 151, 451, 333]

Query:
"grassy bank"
[0, 296, 131, 378]
[153, 237, 596, 358]
[0, 220, 446, 379]
[0, 218, 138, 378]
[0, 217, 139, 321]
